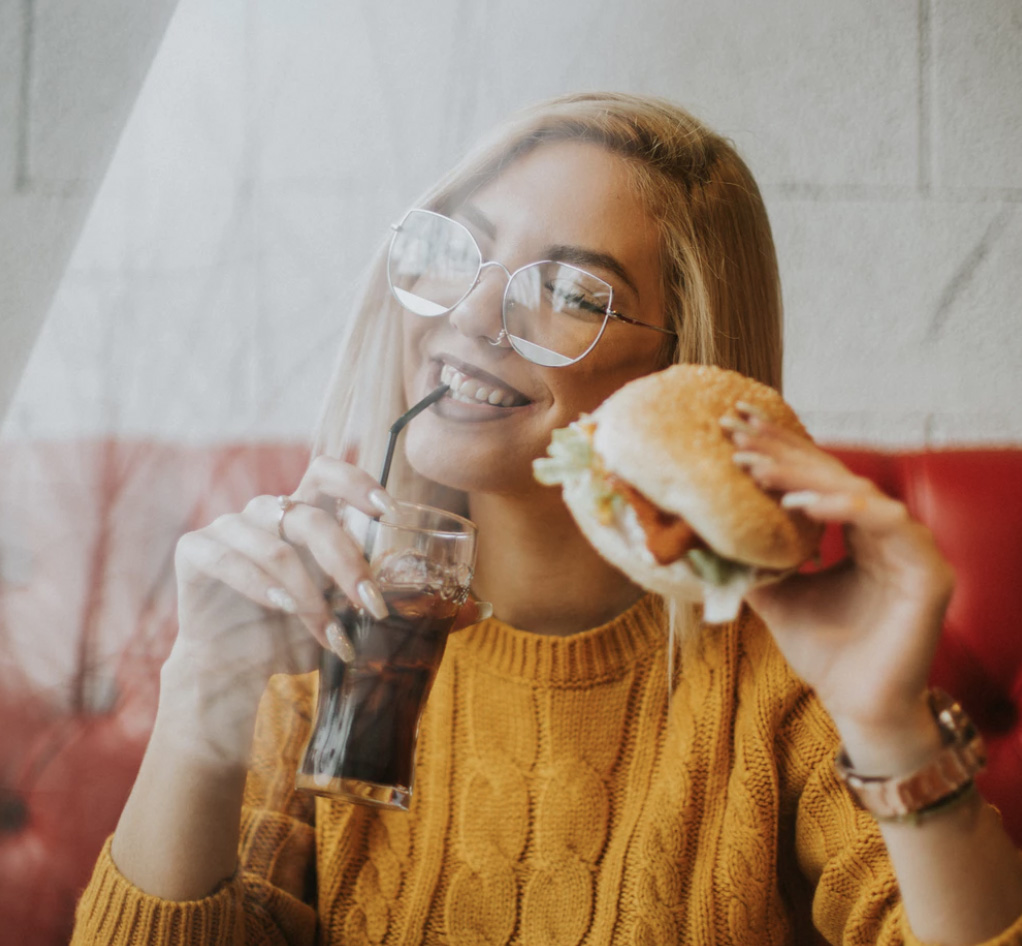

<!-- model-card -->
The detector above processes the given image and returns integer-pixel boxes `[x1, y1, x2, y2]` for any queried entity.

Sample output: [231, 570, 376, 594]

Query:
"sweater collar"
[447, 594, 665, 684]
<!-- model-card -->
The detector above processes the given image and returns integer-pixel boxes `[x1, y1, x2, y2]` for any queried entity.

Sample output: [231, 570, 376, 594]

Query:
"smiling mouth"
[439, 363, 531, 408]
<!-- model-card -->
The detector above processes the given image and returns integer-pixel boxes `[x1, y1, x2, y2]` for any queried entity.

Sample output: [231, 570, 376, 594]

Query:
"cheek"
[552, 350, 664, 416]
[401, 316, 431, 392]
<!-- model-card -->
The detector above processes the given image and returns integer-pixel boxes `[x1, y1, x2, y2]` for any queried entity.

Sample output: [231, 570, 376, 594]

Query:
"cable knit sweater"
[73, 596, 1022, 945]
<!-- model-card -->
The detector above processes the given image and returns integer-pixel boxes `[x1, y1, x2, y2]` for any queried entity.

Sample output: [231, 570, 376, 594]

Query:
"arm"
[72, 458, 400, 942]
[730, 411, 1022, 945]
[73, 671, 319, 945]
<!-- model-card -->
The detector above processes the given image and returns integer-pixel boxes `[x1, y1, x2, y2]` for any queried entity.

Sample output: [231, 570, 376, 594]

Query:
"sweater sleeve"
[71, 673, 320, 946]
[778, 691, 1022, 946]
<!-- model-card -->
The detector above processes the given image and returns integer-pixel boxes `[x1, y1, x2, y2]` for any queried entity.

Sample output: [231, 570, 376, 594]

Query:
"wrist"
[833, 689, 987, 824]
[158, 643, 263, 767]
[830, 692, 944, 776]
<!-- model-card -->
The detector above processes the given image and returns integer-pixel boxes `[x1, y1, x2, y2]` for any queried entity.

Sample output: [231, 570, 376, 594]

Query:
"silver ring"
[276, 494, 297, 542]
[484, 328, 509, 347]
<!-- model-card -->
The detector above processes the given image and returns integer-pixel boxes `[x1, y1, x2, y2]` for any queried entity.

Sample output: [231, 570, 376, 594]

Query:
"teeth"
[440, 363, 520, 408]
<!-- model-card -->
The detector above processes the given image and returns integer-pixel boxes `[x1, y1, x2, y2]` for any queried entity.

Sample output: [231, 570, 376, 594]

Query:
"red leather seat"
[0, 440, 311, 946]
[825, 449, 1022, 844]
[0, 441, 1019, 944]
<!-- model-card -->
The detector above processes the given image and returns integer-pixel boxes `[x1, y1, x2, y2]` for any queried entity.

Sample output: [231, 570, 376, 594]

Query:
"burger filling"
[533, 420, 753, 587]
[604, 474, 701, 565]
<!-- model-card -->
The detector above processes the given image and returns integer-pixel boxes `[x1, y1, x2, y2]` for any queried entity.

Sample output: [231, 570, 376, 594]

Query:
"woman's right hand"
[162, 456, 399, 760]
[102, 459, 402, 899]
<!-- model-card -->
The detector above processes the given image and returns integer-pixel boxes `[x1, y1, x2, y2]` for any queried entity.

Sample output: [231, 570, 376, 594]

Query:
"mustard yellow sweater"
[73, 597, 1022, 945]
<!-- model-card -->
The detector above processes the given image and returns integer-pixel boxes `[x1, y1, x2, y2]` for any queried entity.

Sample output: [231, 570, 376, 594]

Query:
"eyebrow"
[454, 202, 641, 300]
[544, 245, 639, 299]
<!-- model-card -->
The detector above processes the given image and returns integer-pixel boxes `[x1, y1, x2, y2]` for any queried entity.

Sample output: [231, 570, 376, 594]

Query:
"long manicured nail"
[781, 490, 822, 510]
[475, 601, 493, 621]
[357, 579, 389, 620]
[735, 400, 769, 423]
[325, 622, 356, 662]
[266, 587, 298, 614]
[732, 450, 769, 469]
[368, 489, 399, 517]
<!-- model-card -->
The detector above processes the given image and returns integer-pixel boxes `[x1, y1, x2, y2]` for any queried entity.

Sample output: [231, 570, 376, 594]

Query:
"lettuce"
[532, 421, 594, 486]
[684, 547, 751, 588]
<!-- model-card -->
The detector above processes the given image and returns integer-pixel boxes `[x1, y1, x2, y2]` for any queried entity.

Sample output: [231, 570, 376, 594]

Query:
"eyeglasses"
[386, 209, 676, 367]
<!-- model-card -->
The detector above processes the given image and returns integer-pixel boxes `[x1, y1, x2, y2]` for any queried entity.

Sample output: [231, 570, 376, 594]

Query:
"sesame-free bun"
[591, 364, 822, 570]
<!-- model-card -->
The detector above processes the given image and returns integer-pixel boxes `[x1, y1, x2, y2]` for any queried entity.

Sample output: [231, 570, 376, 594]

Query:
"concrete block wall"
[2, 0, 1020, 446]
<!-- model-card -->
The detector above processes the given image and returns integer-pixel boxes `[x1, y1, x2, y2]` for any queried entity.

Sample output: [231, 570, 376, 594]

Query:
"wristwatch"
[834, 689, 986, 823]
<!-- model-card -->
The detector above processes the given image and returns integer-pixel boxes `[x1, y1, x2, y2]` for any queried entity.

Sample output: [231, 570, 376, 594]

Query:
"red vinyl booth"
[0, 441, 1020, 945]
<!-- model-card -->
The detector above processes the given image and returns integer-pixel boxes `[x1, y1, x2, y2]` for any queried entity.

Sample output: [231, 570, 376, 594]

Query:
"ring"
[277, 494, 297, 542]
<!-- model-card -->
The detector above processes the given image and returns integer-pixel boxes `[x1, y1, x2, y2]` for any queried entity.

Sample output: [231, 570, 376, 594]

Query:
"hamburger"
[533, 364, 823, 622]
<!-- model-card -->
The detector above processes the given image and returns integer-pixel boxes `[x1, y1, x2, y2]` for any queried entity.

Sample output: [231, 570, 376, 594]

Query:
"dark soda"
[297, 588, 459, 797]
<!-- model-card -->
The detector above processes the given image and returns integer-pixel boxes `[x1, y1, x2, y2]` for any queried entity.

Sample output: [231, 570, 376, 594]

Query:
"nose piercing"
[484, 329, 510, 347]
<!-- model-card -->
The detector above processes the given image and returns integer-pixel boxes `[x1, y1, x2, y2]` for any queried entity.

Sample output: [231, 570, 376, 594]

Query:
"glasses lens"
[504, 263, 612, 367]
[388, 211, 480, 316]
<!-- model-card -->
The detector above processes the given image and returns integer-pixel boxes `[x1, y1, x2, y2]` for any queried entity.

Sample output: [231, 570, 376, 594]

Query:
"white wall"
[0, 0, 179, 423]
[3, 0, 1021, 447]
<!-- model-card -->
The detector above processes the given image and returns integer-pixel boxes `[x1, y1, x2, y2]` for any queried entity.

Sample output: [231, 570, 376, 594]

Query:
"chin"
[403, 420, 538, 496]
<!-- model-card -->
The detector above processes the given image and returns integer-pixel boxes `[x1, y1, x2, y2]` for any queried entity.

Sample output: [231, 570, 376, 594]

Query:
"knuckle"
[212, 545, 241, 572]
[753, 464, 779, 489]
[306, 454, 342, 483]
[888, 499, 912, 525]
[174, 532, 202, 567]
[267, 540, 295, 566]
[308, 454, 332, 474]
[176, 530, 199, 555]
[849, 474, 877, 496]
[209, 512, 239, 532]
[244, 495, 271, 517]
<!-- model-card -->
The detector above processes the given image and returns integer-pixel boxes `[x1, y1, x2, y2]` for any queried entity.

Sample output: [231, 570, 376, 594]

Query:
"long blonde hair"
[313, 92, 782, 510]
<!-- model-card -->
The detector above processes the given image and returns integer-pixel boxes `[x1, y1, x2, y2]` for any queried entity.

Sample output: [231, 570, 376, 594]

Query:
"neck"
[467, 488, 644, 636]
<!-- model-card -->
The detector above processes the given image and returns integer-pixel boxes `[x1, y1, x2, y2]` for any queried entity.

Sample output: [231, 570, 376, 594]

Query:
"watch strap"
[834, 689, 986, 823]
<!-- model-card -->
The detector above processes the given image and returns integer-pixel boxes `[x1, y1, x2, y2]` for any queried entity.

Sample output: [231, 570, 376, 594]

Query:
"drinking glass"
[295, 501, 476, 810]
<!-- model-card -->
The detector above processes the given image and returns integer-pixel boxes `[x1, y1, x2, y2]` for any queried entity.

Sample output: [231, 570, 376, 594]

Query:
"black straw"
[378, 383, 450, 489]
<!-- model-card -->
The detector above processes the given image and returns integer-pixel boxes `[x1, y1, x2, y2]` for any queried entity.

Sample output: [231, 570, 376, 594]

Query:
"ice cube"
[375, 549, 437, 588]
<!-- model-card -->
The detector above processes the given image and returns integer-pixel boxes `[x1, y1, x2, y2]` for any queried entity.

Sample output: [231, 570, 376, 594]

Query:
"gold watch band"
[834, 689, 987, 823]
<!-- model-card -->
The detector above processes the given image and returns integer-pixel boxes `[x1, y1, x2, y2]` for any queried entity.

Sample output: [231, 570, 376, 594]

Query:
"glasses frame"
[387, 209, 677, 367]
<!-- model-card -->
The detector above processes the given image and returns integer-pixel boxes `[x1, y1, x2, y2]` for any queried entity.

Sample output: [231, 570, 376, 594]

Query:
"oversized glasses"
[387, 209, 676, 367]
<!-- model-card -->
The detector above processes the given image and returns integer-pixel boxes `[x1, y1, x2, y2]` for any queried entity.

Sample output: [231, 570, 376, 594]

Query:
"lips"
[438, 360, 531, 408]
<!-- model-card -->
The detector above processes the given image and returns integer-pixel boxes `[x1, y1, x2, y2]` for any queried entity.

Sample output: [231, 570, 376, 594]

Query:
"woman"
[73, 93, 1022, 944]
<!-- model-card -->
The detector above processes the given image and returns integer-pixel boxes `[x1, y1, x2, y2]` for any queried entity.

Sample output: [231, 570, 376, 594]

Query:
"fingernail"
[325, 622, 356, 662]
[732, 451, 769, 469]
[357, 579, 389, 620]
[475, 601, 493, 621]
[368, 489, 399, 517]
[781, 490, 822, 509]
[735, 400, 768, 423]
[266, 587, 298, 614]
[719, 415, 755, 435]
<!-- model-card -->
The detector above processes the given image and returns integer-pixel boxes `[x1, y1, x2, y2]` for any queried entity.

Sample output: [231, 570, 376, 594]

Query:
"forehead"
[459, 140, 656, 250]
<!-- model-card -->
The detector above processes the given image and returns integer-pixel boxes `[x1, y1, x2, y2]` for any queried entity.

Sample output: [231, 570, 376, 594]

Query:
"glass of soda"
[295, 501, 476, 810]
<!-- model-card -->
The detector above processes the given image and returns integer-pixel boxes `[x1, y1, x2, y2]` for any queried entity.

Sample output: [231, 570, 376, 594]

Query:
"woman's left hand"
[732, 411, 956, 770]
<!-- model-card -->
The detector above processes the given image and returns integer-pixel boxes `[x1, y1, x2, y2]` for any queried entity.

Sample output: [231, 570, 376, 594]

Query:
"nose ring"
[484, 329, 510, 347]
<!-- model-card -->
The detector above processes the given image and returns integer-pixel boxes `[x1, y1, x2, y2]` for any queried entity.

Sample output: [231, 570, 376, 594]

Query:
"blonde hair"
[313, 92, 781, 501]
